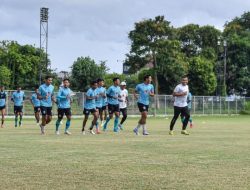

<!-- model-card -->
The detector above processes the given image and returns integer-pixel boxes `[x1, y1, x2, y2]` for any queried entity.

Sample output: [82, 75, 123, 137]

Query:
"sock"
[181, 117, 185, 124]
[15, 116, 18, 126]
[65, 119, 71, 131]
[189, 117, 193, 123]
[136, 124, 141, 130]
[19, 115, 23, 124]
[103, 117, 110, 129]
[95, 121, 99, 129]
[142, 125, 147, 133]
[56, 119, 61, 131]
[1, 119, 4, 125]
[114, 116, 119, 131]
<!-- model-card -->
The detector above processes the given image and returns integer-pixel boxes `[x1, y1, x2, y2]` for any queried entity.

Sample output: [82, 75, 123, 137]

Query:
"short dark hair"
[144, 75, 151, 81]
[97, 78, 104, 83]
[63, 78, 70, 82]
[91, 80, 98, 85]
[34, 85, 39, 89]
[113, 77, 119, 82]
[182, 75, 188, 79]
[45, 75, 53, 80]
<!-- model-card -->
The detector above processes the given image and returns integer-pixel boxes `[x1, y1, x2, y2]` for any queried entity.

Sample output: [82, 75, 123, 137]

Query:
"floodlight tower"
[39, 7, 49, 84]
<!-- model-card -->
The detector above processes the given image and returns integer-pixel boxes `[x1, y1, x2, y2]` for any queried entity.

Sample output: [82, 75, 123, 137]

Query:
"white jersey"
[173, 84, 189, 107]
[119, 89, 128, 109]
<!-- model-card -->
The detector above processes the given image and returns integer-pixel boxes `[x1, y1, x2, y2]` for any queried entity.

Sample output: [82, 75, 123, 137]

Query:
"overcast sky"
[1, 0, 249, 73]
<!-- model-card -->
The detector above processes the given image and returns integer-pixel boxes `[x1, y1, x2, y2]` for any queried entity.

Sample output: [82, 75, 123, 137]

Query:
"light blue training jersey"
[135, 83, 154, 106]
[95, 86, 106, 108]
[0, 91, 7, 107]
[31, 93, 41, 107]
[106, 85, 121, 105]
[38, 84, 54, 107]
[187, 92, 192, 109]
[84, 88, 97, 109]
[57, 87, 72, 109]
[12, 91, 25, 106]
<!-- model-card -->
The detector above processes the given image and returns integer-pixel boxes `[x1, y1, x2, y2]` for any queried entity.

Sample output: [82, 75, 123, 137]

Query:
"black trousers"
[170, 106, 190, 131]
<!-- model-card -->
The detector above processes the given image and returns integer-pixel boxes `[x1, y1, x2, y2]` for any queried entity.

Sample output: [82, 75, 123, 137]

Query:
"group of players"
[0, 74, 193, 136]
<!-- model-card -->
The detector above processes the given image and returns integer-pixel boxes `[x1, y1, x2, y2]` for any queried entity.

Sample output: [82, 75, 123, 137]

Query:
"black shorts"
[58, 108, 71, 119]
[120, 107, 127, 116]
[108, 104, 120, 114]
[96, 107, 103, 113]
[0, 105, 6, 110]
[14, 106, 23, 114]
[41, 106, 52, 116]
[137, 103, 149, 112]
[83, 108, 97, 116]
[34, 107, 41, 113]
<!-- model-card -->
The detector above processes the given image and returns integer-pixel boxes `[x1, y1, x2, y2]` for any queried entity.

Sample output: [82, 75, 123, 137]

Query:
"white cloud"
[0, 0, 250, 73]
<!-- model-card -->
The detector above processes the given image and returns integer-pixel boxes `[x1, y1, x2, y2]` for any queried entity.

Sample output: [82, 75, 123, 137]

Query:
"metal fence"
[3, 90, 249, 116]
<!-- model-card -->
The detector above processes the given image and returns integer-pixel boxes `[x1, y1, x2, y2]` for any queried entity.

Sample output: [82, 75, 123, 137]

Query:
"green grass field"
[0, 116, 249, 190]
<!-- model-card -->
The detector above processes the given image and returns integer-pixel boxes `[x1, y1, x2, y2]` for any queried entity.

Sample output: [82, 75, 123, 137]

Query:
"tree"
[0, 65, 11, 87]
[0, 40, 49, 89]
[188, 56, 217, 95]
[223, 12, 250, 96]
[127, 15, 174, 96]
[70, 57, 107, 91]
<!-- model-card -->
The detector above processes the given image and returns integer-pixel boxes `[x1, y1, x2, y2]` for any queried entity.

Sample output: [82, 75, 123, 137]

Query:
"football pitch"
[0, 116, 249, 190]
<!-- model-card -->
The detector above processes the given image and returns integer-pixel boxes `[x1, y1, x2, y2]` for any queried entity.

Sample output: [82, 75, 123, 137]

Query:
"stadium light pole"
[223, 40, 227, 96]
[39, 7, 49, 85]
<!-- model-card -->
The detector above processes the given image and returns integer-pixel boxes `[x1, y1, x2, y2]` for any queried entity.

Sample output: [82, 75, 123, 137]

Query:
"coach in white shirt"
[169, 75, 190, 135]
[118, 81, 128, 130]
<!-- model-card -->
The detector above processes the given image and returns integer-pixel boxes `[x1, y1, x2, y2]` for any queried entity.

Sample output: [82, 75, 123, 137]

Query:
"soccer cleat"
[15, 124, 18, 128]
[133, 128, 139, 135]
[64, 130, 71, 135]
[1, 124, 5, 128]
[55, 131, 60, 135]
[19, 123, 22, 127]
[82, 131, 86, 135]
[181, 130, 189, 135]
[169, 130, 174, 135]
[89, 130, 95, 135]
[143, 131, 149, 135]
[118, 124, 123, 130]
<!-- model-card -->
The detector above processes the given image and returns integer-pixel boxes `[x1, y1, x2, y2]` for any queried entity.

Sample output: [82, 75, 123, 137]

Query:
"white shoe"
[64, 130, 71, 135]
[55, 131, 60, 135]
[82, 131, 86, 135]
[89, 130, 95, 135]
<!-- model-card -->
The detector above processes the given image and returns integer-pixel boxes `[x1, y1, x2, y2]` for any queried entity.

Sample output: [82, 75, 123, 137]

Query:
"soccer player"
[95, 78, 106, 134]
[118, 81, 128, 130]
[133, 75, 154, 135]
[180, 92, 193, 128]
[55, 78, 72, 135]
[11, 86, 25, 127]
[0, 86, 7, 128]
[169, 75, 190, 135]
[103, 77, 121, 132]
[30, 85, 41, 125]
[81, 80, 99, 135]
[38, 76, 55, 135]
